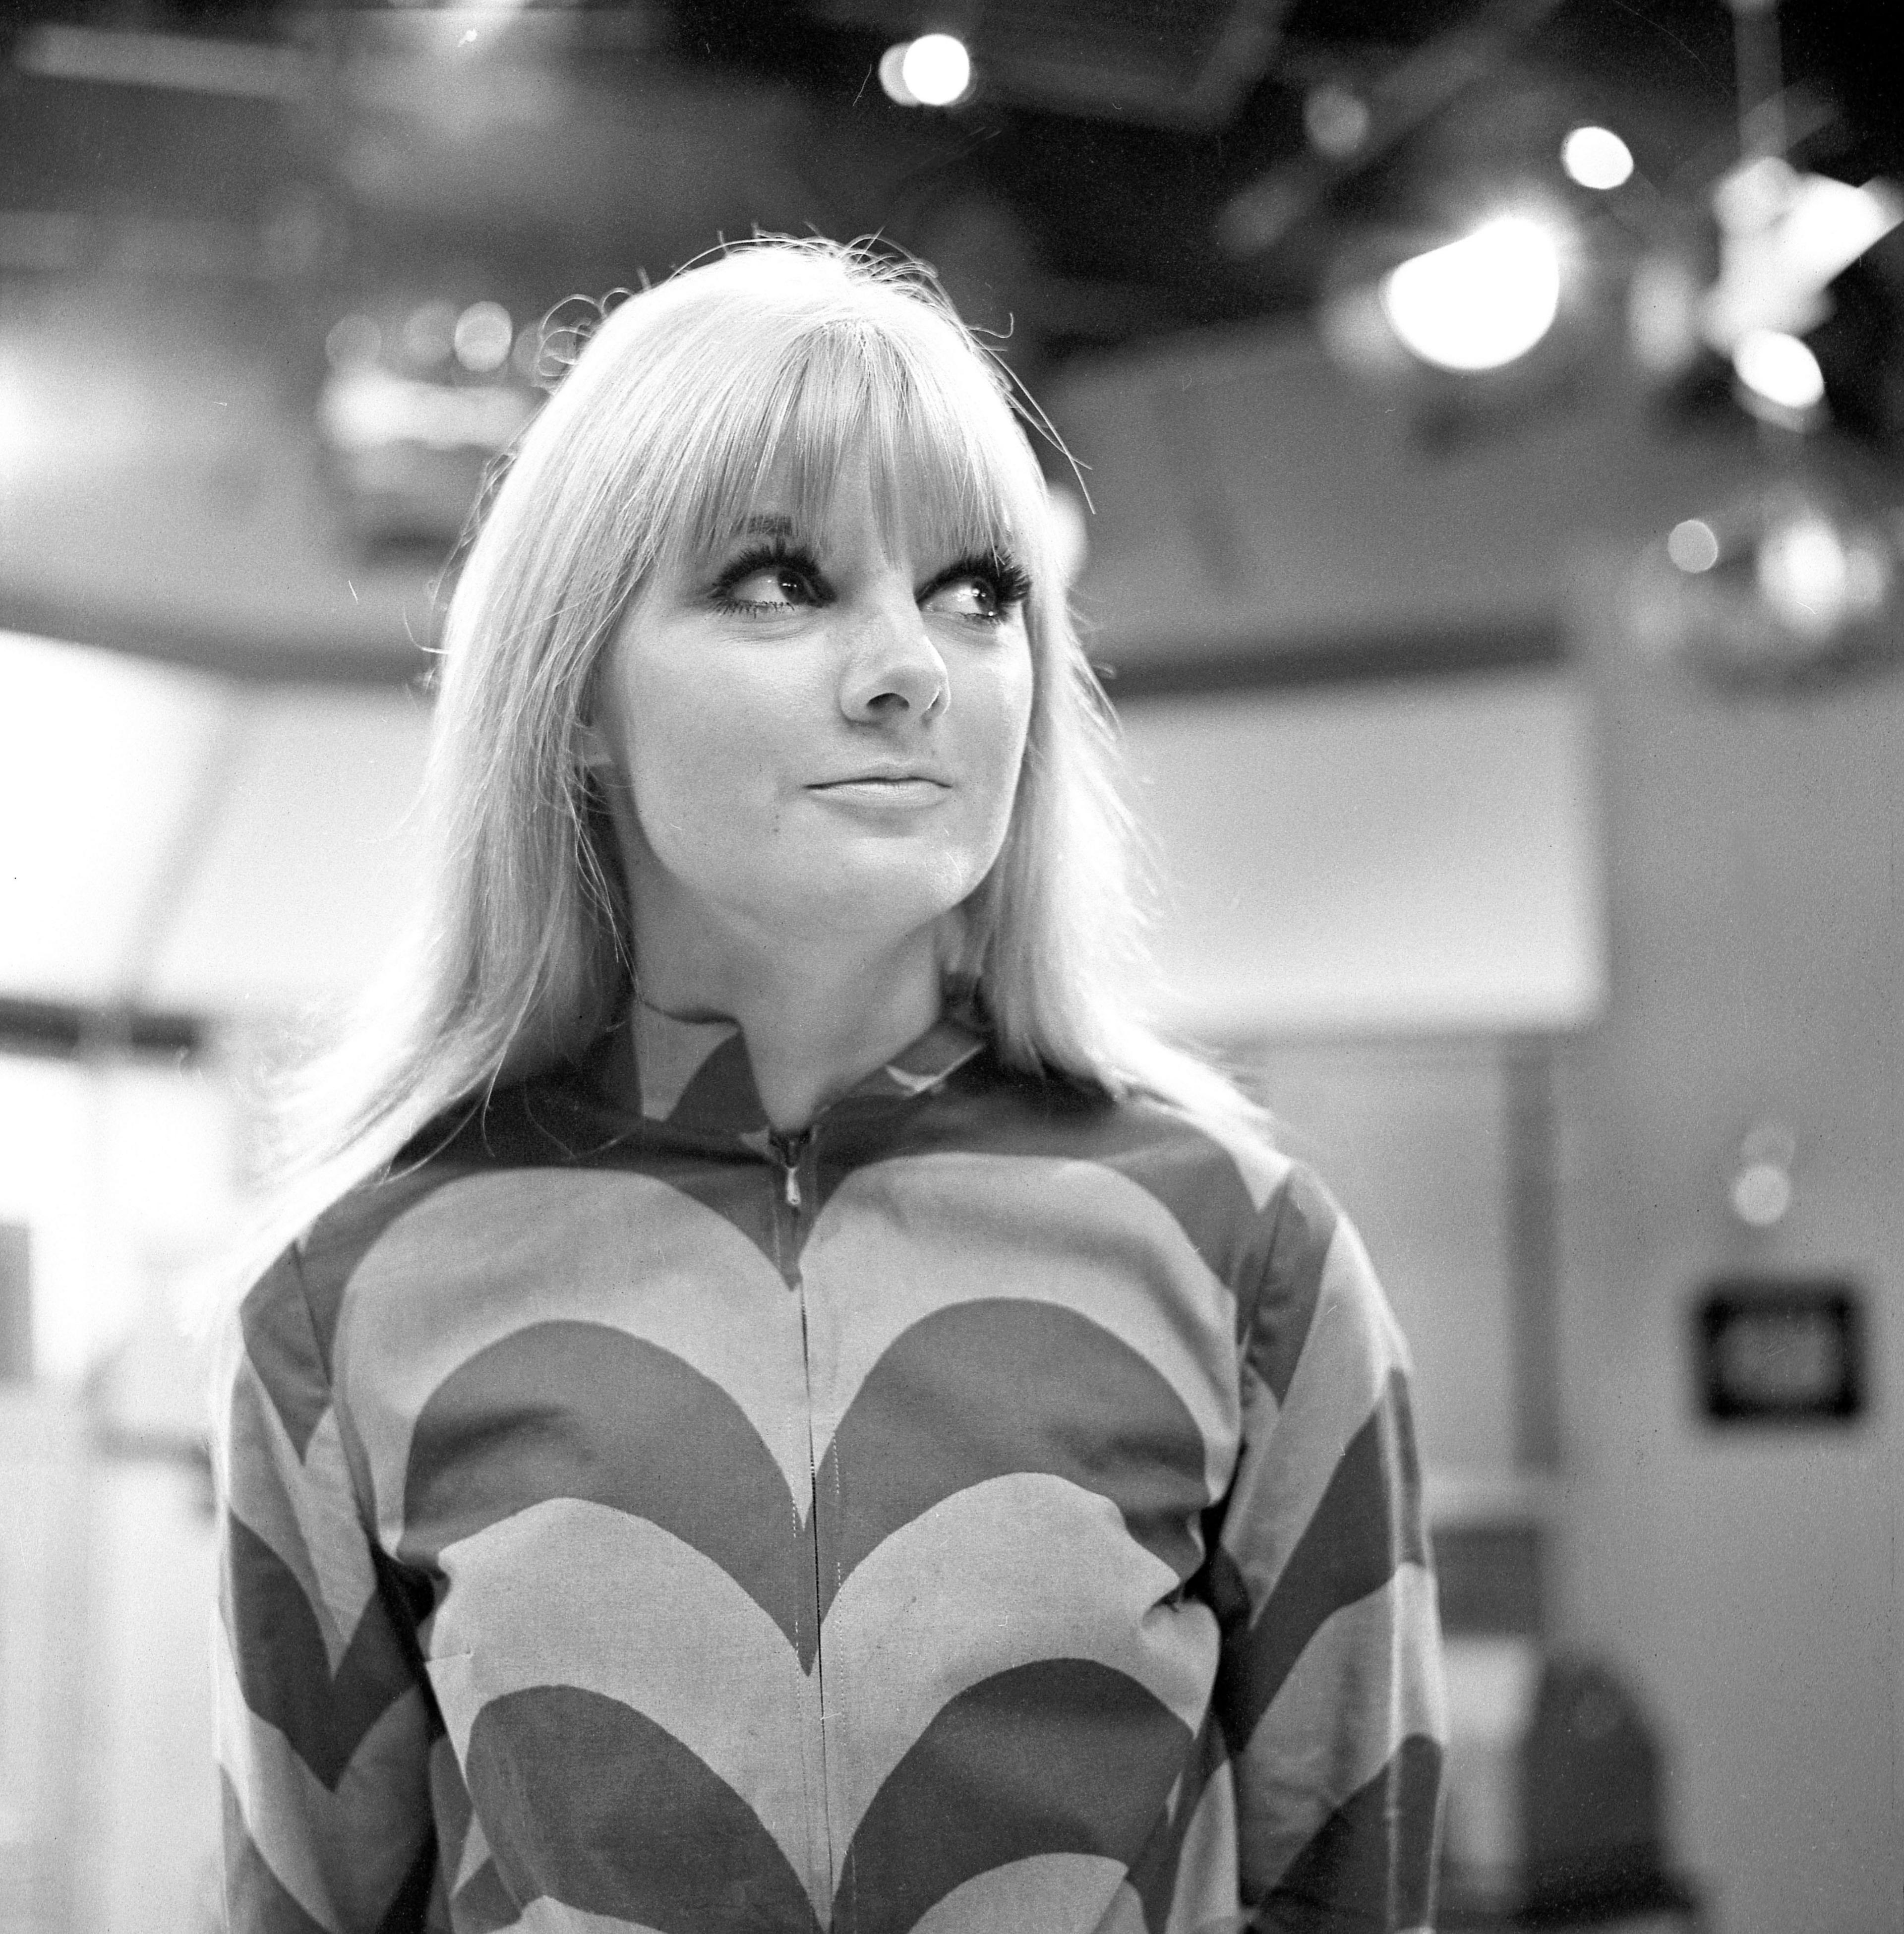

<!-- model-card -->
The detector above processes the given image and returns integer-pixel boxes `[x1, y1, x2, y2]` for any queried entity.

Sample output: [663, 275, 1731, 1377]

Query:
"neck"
[635, 919, 945, 1134]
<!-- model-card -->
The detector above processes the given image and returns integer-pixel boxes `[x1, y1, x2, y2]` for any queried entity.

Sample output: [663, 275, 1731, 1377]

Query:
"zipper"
[768, 1126, 836, 1899]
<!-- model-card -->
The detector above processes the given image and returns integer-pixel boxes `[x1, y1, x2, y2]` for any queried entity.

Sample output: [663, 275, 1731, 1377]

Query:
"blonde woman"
[216, 240, 1445, 1934]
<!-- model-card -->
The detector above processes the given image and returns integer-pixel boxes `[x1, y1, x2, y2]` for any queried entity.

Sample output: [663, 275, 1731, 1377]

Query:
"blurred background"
[1, 0, 1900, 1927]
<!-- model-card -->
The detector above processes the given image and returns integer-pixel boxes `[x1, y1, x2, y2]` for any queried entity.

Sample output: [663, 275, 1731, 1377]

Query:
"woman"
[216, 240, 1445, 1934]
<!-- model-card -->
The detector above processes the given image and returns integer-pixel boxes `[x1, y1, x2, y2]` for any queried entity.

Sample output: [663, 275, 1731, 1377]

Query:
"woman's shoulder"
[230, 1155, 454, 1383]
[968, 1057, 1393, 1338]
[952, 1062, 1410, 1396]
[943, 1050, 1306, 1272]
[1096, 1096, 1407, 1394]
[236, 1069, 591, 1339]
[962, 1048, 1293, 1204]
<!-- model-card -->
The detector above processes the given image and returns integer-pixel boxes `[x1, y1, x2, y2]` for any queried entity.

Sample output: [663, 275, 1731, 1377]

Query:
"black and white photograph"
[0, 2, 1898, 1931]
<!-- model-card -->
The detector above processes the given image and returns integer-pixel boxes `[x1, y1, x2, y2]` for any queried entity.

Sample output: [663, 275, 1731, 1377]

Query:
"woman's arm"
[214, 1245, 440, 1933]
[1211, 1164, 1447, 1933]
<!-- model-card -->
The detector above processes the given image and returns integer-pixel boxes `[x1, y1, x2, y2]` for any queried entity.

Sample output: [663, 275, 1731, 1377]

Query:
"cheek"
[612, 660, 778, 862]
[973, 643, 1036, 806]
[627, 712, 733, 836]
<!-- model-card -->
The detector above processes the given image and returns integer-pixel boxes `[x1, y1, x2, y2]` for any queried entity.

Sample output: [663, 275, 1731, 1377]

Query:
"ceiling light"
[1379, 217, 1563, 372]
[1732, 329, 1826, 416]
[897, 33, 971, 108]
[1561, 125, 1634, 191]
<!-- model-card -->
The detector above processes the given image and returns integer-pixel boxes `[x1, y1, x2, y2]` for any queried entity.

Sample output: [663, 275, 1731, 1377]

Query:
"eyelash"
[710, 542, 1032, 625]
[937, 551, 1033, 624]
[711, 541, 827, 617]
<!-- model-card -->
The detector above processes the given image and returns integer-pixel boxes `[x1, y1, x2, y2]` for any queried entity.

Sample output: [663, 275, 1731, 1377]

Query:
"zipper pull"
[772, 1129, 808, 1212]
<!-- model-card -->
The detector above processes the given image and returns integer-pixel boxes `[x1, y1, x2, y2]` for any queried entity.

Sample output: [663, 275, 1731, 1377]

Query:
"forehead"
[653, 324, 1044, 576]
[695, 452, 1018, 565]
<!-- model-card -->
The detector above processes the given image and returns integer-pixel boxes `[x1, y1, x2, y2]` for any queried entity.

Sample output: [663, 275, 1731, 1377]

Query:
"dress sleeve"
[1208, 1164, 1447, 1933]
[212, 1243, 442, 1933]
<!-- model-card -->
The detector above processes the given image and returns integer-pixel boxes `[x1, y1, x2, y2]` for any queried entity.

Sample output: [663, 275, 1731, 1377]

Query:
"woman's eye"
[923, 573, 1007, 622]
[723, 563, 818, 611]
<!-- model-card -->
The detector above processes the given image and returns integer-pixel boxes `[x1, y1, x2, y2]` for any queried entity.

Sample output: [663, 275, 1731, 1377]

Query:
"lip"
[806, 775, 952, 808]
[809, 768, 951, 787]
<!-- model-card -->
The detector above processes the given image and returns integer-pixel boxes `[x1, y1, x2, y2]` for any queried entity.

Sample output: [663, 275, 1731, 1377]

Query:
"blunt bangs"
[643, 298, 1054, 602]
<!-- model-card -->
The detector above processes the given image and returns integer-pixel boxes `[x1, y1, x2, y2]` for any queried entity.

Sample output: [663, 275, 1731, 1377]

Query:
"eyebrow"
[685, 510, 801, 577]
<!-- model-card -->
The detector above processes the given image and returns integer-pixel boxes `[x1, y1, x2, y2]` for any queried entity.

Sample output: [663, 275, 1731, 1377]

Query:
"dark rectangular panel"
[1694, 1279, 1866, 1424]
[1434, 1519, 1544, 1638]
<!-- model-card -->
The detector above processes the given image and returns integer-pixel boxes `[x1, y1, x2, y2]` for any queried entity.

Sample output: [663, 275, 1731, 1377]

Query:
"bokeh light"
[1561, 125, 1634, 191]
[1730, 1161, 1793, 1228]
[1305, 84, 1370, 159]
[400, 299, 458, 369]
[1379, 217, 1563, 371]
[1667, 519, 1720, 574]
[899, 33, 971, 108]
[1756, 514, 1856, 636]
[1732, 329, 1826, 416]
[877, 42, 916, 106]
[453, 301, 514, 374]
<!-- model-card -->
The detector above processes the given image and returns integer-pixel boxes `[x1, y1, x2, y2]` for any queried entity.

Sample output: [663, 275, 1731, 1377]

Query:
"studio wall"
[1552, 568, 1904, 1934]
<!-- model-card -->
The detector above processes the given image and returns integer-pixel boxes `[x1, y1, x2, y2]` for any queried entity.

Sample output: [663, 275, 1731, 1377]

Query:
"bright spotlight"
[1561, 125, 1634, 191]
[899, 32, 971, 107]
[1379, 216, 1563, 372]
[1732, 329, 1825, 415]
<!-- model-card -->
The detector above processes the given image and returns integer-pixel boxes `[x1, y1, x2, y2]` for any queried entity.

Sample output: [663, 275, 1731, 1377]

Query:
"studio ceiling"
[0, 0, 1896, 684]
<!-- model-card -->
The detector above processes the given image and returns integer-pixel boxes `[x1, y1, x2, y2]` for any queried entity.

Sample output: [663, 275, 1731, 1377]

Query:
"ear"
[575, 718, 619, 775]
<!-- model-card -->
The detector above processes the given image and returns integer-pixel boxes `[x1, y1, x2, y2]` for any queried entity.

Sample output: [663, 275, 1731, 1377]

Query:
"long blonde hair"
[262, 237, 1261, 1245]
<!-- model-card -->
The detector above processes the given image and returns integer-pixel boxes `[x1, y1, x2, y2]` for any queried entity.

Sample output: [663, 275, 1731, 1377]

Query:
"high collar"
[584, 994, 988, 1147]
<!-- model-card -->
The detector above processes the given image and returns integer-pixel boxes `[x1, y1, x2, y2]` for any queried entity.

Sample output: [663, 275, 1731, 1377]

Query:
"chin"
[768, 855, 984, 940]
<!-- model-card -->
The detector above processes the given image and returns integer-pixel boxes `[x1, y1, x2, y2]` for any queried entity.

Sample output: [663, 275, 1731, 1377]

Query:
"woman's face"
[593, 451, 1036, 966]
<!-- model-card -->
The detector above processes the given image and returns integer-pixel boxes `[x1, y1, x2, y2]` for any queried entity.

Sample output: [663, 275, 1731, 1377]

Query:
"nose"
[838, 582, 948, 723]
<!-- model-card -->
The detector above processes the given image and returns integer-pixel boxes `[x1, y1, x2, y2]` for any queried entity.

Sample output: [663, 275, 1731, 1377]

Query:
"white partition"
[143, 685, 431, 1013]
[0, 632, 234, 1006]
[0, 630, 430, 1016]
[1119, 668, 1606, 1038]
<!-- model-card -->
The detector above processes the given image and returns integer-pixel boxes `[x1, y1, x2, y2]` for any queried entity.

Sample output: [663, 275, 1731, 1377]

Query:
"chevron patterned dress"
[215, 1003, 1446, 1933]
